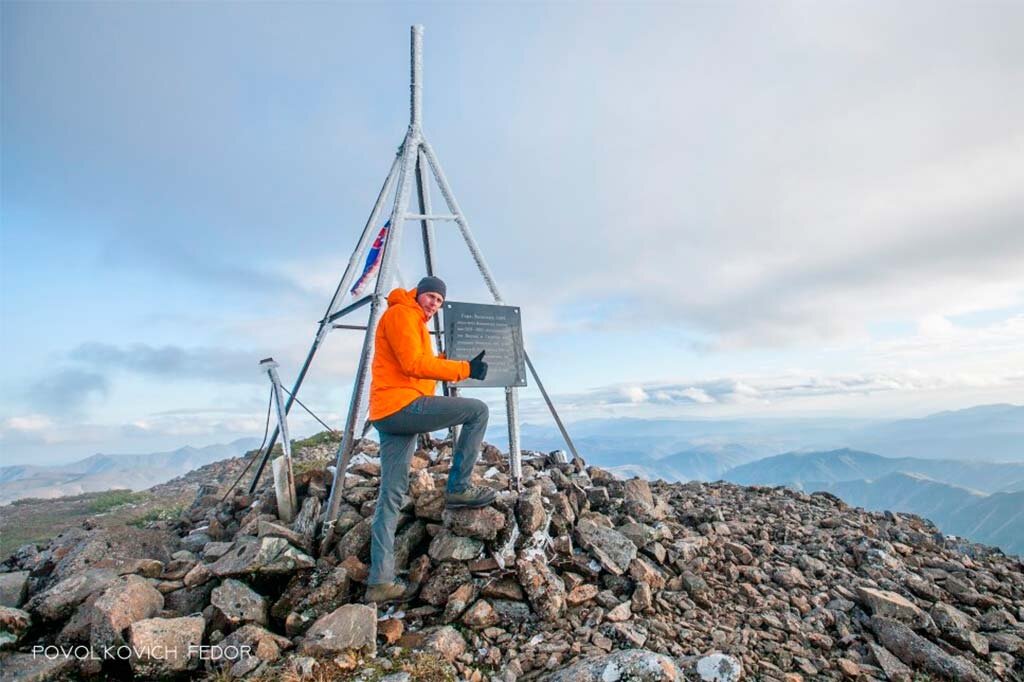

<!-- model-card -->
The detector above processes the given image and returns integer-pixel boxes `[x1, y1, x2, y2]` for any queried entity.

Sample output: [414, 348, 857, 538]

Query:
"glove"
[468, 350, 488, 381]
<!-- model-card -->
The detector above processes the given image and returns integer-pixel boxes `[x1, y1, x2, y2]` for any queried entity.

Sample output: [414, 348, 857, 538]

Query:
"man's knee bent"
[468, 398, 488, 422]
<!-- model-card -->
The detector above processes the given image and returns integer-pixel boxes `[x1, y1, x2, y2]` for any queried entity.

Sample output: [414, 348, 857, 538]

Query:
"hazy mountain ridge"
[807, 473, 1024, 556]
[0, 438, 261, 505]
[722, 448, 1024, 494]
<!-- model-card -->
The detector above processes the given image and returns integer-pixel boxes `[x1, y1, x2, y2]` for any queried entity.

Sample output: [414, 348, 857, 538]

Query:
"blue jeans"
[366, 396, 489, 584]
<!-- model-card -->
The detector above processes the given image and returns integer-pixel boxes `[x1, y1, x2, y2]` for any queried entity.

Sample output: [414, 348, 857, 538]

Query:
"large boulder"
[90, 574, 164, 650]
[128, 616, 205, 677]
[26, 568, 120, 622]
[51, 528, 174, 581]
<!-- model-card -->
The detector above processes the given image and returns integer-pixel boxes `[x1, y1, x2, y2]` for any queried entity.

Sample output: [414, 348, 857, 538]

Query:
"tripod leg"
[247, 153, 402, 494]
[324, 134, 421, 536]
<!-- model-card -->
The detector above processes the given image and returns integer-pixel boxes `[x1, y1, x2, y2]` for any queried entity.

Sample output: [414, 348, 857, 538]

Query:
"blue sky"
[3, 1, 1023, 464]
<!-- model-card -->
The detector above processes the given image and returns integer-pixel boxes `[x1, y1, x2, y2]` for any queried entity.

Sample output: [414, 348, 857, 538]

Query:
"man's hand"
[468, 350, 488, 381]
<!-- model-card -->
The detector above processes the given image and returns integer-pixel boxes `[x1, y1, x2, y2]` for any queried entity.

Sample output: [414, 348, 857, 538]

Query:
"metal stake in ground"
[260, 357, 297, 523]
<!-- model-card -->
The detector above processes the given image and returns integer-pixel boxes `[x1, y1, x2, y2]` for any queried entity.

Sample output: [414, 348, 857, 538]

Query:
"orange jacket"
[368, 287, 471, 421]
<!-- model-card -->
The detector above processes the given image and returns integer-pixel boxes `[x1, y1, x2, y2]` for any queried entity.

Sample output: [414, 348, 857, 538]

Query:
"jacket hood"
[387, 287, 427, 321]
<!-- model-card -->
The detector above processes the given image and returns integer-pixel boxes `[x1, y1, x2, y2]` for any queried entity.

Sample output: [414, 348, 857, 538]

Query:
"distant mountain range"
[845, 403, 1024, 462]
[518, 404, 1023, 556]
[722, 448, 1024, 494]
[0, 438, 261, 505]
[520, 403, 1024, 477]
[804, 472, 1024, 557]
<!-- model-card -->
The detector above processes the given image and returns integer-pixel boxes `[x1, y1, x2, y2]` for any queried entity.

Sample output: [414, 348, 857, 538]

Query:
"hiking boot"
[364, 578, 415, 605]
[445, 484, 496, 509]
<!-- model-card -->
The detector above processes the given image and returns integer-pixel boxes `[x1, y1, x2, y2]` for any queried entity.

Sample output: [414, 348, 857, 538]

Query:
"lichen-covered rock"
[443, 506, 506, 541]
[516, 487, 547, 534]
[208, 537, 314, 577]
[90, 574, 164, 650]
[693, 653, 743, 682]
[0, 606, 31, 650]
[26, 568, 120, 621]
[546, 649, 680, 681]
[574, 519, 636, 575]
[421, 625, 466, 662]
[428, 530, 483, 561]
[211, 578, 268, 628]
[517, 554, 565, 621]
[128, 616, 205, 676]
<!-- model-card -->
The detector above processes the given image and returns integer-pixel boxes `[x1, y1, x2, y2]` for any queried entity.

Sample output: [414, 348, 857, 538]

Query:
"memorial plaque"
[443, 301, 527, 388]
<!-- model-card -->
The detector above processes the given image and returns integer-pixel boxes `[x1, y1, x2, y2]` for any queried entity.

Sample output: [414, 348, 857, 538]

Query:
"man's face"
[416, 291, 444, 319]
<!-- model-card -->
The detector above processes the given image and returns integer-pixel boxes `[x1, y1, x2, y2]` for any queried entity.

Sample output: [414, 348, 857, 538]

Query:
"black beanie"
[416, 276, 447, 299]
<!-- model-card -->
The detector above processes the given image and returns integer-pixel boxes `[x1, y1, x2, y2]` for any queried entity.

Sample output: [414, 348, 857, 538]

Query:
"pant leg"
[368, 428, 417, 585]
[446, 399, 488, 493]
[373, 396, 490, 494]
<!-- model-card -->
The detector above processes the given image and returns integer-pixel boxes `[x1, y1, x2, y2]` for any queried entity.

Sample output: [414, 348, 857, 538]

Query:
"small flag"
[351, 221, 390, 296]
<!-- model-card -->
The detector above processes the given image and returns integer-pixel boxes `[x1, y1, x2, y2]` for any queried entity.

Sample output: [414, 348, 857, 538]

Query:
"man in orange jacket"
[364, 276, 492, 604]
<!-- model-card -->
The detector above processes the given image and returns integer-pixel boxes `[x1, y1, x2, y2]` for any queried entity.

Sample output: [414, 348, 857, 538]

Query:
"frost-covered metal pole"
[325, 26, 425, 524]
[420, 141, 522, 487]
[410, 24, 423, 134]
[247, 150, 402, 494]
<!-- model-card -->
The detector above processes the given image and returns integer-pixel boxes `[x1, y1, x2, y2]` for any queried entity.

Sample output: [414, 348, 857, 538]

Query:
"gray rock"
[422, 625, 466, 662]
[693, 653, 743, 682]
[0, 652, 75, 681]
[208, 537, 314, 577]
[444, 506, 506, 541]
[857, 586, 927, 627]
[90, 574, 164, 650]
[300, 603, 376, 656]
[575, 519, 636, 575]
[869, 616, 990, 682]
[428, 530, 483, 561]
[26, 568, 120, 621]
[334, 517, 373, 562]
[128, 616, 205, 676]
[211, 578, 268, 628]
[547, 649, 680, 681]
[869, 643, 912, 682]
[0, 571, 30, 608]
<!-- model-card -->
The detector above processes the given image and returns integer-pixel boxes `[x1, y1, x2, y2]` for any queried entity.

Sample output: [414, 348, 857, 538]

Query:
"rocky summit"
[1, 433, 1022, 682]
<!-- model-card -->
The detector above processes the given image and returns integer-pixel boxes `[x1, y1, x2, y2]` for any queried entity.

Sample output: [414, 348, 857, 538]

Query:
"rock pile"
[1, 433, 1023, 681]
